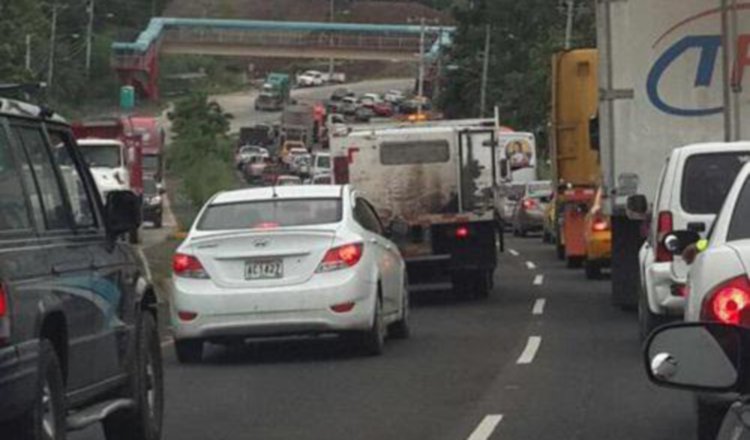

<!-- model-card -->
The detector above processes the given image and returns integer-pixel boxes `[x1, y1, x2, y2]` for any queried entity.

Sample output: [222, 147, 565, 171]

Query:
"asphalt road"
[213, 78, 414, 133]
[73, 234, 698, 440]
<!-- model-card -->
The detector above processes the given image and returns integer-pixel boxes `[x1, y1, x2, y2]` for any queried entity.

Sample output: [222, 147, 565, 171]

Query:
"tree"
[439, 0, 595, 142]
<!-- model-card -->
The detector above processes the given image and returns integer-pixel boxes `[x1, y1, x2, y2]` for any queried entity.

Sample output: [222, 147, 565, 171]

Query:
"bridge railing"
[161, 27, 434, 53]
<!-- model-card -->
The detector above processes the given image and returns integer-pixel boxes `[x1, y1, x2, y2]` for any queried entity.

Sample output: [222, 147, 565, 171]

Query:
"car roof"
[0, 98, 68, 124]
[211, 185, 346, 205]
[77, 138, 124, 146]
[675, 142, 750, 155]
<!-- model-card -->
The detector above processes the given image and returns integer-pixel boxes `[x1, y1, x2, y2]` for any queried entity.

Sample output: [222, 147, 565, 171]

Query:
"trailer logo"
[647, 4, 750, 117]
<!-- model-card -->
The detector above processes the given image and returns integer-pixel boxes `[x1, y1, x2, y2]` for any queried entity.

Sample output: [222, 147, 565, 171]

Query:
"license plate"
[245, 259, 283, 280]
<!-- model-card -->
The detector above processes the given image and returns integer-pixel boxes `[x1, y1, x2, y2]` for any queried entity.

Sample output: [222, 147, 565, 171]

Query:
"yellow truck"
[550, 49, 610, 276]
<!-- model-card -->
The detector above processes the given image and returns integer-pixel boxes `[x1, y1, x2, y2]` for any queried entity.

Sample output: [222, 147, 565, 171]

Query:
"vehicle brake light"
[455, 226, 470, 239]
[178, 311, 198, 322]
[0, 285, 9, 345]
[0, 285, 6, 318]
[173, 253, 210, 279]
[701, 276, 750, 325]
[252, 222, 280, 230]
[330, 302, 356, 313]
[522, 198, 537, 210]
[317, 243, 363, 272]
[655, 211, 673, 263]
[592, 214, 609, 232]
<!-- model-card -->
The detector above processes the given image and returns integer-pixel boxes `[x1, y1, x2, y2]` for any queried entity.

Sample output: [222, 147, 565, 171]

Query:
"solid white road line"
[509, 249, 519, 256]
[467, 415, 504, 440]
[533, 274, 544, 285]
[526, 261, 536, 270]
[532, 299, 546, 315]
[517, 336, 542, 365]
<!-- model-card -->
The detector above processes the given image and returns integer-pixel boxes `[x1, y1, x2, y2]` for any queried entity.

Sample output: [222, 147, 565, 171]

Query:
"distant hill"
[164, 0, 451, 25]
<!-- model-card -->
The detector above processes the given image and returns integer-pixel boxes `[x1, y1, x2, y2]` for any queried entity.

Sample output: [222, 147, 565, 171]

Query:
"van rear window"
[380, 140, 450, 165]
[681, 152, 750, 214]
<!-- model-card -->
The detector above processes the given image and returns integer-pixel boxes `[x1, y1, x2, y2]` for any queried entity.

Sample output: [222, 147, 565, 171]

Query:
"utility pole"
[25, 34, 32, 71]
[479, 24, 491, 118]
[564, 0, 574, 50]
[48, 3, 60, 89]
[85, 0, 95, 75]
[418, 17, 426, 115]
[721, 0, 732, 142]
[328, 0, 335, 77]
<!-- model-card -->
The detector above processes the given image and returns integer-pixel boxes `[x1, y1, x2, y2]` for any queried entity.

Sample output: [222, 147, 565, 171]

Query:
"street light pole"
[85, 0, 95, 75]
[328, 0, 335, 77]
[564, 0, 574, 50]
[48, 3, 60, 89]
[418, 17, 426, 115]
[25, 34, 32, 71]
[479, 24, 491, 118]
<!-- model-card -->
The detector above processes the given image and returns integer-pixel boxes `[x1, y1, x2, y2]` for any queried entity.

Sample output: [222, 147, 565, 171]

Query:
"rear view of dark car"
[0, 97, 163, 440]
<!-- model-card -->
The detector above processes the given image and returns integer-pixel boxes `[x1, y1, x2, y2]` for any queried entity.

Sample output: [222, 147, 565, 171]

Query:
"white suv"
[637, 142, 750, 339]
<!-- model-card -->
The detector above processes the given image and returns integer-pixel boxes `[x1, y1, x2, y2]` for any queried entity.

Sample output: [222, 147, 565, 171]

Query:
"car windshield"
[681, 152, 750, 214]
[197, 198, 342, 230]
[79, 144, 122, 168]
[727, 176, 750, 241]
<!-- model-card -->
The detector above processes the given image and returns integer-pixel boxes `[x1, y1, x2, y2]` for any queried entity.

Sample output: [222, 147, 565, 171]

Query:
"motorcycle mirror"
[645, 323, 743, 392]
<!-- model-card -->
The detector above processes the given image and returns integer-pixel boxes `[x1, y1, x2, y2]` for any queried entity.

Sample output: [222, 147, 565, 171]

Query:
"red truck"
[130, 116, 165, 182]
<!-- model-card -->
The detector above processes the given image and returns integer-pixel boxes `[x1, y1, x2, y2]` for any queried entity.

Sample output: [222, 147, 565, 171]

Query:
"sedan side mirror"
[645, 323, 744, 392]
[663, 230, 701, 255]
[626, 194, 649, 220]
[105, 190, 142, 238]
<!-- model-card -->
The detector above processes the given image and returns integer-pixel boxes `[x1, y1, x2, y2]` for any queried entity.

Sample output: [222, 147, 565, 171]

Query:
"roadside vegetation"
[167, 92, 238, 228]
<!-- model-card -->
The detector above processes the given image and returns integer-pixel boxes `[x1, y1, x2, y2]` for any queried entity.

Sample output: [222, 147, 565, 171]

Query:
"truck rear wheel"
[611, 217, 641, 310]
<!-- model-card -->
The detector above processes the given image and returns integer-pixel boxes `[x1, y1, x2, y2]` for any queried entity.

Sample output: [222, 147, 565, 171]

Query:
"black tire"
[566, 256, 583, 269]
[475, 270, 492, 299]
[555, 239, 565, 261]
[103, 312, 164, 440]
[7, 340, 66, 440]
[695, 397, 730, 440]
[153, 215, 162, 229]
[542, 230, 552, 244]
[518, 228, 527, 238]
[584, 259, 602, 280]
[638, 286, 672, 341]
[175, 339, 204, 364]
[360, 295, 386, 356]
[389, 285, 410, 340]
[129, 228, 140, 244]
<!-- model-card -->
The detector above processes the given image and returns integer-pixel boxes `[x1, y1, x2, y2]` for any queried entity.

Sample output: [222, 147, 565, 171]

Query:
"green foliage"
[439, 0, 596, 150]
[167, 93, 237, 208]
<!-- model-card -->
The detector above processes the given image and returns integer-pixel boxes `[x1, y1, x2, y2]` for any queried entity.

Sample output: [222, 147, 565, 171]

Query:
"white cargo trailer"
[597, 0, 749, 306]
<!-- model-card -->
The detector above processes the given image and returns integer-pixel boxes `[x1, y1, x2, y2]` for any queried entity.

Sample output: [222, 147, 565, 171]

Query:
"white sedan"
[171, 185, 409, 363]
[666, 161, 750, 438]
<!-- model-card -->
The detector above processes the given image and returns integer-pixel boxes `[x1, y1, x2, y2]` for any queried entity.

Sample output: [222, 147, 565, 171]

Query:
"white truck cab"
[76, 138, 131, 199]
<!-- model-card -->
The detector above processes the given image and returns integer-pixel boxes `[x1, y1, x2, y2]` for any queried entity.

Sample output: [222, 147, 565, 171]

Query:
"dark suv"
[0, 98, 164, 440]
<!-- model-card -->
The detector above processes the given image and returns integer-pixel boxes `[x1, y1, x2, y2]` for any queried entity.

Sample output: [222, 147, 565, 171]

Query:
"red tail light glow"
[0, 285, 6, 318]
[455, 226, 470, 239]
[252, 222, 280, 230]
[317, 243, 364, 272]
[0, 284, 9, 345]
[173, 253, 210, 279]
[330, 302, 356, 313]
[702, 276, 750, 325]
[522, 198, 538, 210]
[591, 214, 609, 232]
[655, 211, 674, 263]
[178, 311, 198, 322]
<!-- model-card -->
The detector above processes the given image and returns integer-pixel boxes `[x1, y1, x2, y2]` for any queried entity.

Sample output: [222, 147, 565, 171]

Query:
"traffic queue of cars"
[325, 87, 430, 123]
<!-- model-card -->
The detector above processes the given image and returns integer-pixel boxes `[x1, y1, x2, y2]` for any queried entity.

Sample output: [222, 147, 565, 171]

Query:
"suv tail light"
[455, 226, 470, 239]
[701, 276, 750, 325]
[655, 211, 673, 262]
[317, 243, 363, 273]
[173, 253, 210, 279]
[0, 284, 10, 345]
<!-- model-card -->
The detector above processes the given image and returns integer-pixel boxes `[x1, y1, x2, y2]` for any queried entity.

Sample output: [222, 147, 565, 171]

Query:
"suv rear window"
[681, 152, 750, 214]
[197, 198, 342, 231]
[380, 140, 450, 165]
[727, 177, 750, 241]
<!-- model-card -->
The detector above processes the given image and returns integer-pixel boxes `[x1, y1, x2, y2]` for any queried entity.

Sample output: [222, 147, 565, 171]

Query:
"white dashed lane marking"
[526, 261, 536, 270]
[517, 336, 542, 364]
[532, 299, 546, 315]
[467, 415, 504, 440]
[533, 274, 544, 285]
[509, 249, 519, 257]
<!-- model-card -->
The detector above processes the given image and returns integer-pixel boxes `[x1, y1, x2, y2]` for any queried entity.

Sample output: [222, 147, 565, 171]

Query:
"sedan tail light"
[173, 253, 210, 279]
[701, 276, 750, 325]
[655, 211, 674, 263]
[317, 243, 363, 273]
[0, 284, 10, 345]
[522, 198, 538, 210]
[591, 214, 610, 232]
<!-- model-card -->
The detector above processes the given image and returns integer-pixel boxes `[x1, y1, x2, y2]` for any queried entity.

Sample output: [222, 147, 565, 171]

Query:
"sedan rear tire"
[389, 287, 410, 340]
[360, 296, 386, 356]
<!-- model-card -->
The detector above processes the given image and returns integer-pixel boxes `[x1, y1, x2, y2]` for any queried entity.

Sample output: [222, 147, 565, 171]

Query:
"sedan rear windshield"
[197, 198, 342, 231]
[681, 152, 750, 214]
[727, 177, 750, 241]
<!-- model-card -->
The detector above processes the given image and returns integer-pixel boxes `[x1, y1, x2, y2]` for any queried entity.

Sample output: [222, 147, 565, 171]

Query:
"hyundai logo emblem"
[253, 239, 270, 248]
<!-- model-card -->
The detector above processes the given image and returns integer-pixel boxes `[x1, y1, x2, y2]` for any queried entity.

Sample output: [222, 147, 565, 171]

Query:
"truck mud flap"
[611, 216, 641, 309]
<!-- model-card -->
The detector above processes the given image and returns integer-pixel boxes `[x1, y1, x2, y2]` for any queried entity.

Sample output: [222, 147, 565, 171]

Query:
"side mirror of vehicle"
[626, 194, 649, 220]
[662, 230, 701, 255]
[645, 323, 743, 392]
[105, 190, 142, 238]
